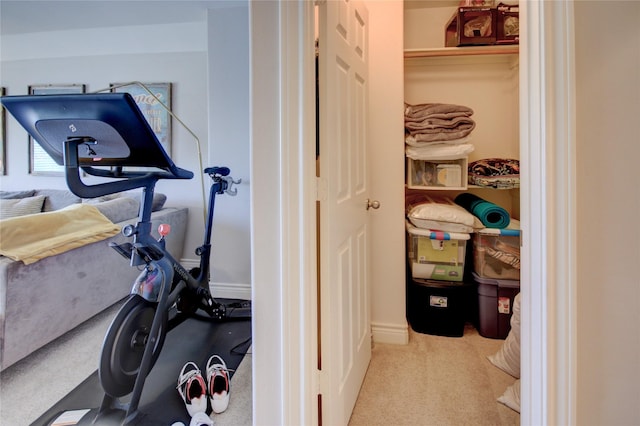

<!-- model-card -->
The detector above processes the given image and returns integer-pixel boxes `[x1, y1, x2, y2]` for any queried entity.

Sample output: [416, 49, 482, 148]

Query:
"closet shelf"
[404, 45, 518, 59]
[468, 184, 520, 190]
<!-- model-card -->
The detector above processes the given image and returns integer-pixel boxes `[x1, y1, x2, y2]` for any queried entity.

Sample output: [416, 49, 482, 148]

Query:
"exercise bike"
[96, 165, 242, 424]
[1, 92, 246, 424]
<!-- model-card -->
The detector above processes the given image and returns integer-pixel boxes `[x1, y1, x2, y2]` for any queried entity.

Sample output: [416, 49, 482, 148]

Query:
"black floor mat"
[33, 302, 251, 426]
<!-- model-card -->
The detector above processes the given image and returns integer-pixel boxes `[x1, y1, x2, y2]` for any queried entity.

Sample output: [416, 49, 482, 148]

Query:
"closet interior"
[402, 1, 522, 408]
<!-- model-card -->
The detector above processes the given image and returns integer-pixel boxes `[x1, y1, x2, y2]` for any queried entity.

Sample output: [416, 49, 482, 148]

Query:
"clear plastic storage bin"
[473, 221, 520, 280]
[406, 221, 470, 282]
[406, 157, 468, 190]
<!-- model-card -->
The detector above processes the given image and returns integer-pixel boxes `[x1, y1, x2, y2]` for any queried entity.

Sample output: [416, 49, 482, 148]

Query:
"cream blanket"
[0, 203, 120, 265]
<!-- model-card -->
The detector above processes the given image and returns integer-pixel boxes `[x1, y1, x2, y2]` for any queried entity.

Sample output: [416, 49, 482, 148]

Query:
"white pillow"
[498, 379, 521, 413]
[488, 292, 521, 378]
[407, 195, 476, 232]
[0, 195, 46, 219]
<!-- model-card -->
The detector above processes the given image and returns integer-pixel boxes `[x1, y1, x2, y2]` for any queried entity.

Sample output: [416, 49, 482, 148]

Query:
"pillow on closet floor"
[488, 292, 521, 378]
[498, 379, 521, 413]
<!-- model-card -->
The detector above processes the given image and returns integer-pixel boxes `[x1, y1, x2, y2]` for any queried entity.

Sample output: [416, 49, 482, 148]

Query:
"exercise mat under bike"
[32, 300, 252, 426]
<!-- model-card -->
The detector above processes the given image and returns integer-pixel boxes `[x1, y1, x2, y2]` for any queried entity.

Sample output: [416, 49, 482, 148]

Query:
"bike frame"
[127, 175, 229, 319]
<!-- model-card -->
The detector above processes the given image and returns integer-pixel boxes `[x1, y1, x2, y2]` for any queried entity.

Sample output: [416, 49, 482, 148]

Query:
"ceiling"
[0, 0, 243, 36]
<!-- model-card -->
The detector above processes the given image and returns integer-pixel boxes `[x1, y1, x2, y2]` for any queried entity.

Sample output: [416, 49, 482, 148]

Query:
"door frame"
[249, 1, 577, 425]
[249, 2, 318, 425]
[520, 1, 577, 424]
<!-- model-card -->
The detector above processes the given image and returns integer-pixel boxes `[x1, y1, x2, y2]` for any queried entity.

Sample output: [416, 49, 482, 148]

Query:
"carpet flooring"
[0, 299, 252, 426]
[2, 302, 518, 426]
[349, 324, 520, 426]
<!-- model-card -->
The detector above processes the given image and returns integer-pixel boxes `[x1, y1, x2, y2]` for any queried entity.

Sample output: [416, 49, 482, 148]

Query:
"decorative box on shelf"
[496, 3, 519, 44]
[406, 157, 468, 190]
[445, 7, 497, 47]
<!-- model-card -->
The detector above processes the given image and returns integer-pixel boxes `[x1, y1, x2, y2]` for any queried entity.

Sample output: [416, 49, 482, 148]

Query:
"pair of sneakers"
[177, 355, 231, 418]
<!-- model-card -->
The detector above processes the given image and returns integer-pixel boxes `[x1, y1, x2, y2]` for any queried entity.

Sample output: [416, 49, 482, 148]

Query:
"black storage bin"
[473, 272, 520, 339]
[407, 277, 474, 337]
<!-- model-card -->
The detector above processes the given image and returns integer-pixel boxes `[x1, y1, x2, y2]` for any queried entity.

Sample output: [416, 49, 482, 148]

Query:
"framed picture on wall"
[111, 82, 172, 156]
[1, 87, 5, 175]
[28, 84, 86, 175]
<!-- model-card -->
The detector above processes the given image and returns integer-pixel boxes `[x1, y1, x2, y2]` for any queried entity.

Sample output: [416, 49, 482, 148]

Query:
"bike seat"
[204, 166, 230, 177]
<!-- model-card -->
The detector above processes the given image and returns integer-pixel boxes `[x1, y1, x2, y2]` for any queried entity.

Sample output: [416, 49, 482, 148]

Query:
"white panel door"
[318, 1, 371, 425]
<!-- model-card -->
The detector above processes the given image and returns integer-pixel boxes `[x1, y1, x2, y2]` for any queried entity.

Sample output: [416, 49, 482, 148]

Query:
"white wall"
[206, 6, 251, 296]
[0, 7, 251, 296]
[574, 1, 640, 424]
[403, 4, 456, 50]
[368, 1, 408, 344]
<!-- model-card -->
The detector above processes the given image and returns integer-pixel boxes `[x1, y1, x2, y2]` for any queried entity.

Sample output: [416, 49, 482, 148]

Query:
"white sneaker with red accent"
[206, 355, 231, 414]
[189, 411, 214, 426]
[177, 361, 208, 417]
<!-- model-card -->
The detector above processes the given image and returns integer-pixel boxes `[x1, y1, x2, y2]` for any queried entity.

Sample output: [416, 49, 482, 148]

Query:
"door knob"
[367, 199, 381, 210]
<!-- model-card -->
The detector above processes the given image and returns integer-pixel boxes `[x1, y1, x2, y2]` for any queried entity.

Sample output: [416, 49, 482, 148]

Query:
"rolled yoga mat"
[454, 192, 510, 228]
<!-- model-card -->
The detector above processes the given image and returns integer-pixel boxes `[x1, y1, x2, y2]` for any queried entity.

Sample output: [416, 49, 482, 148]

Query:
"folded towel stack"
[404, 102, 476, 145]
[404, 102, 477, 189]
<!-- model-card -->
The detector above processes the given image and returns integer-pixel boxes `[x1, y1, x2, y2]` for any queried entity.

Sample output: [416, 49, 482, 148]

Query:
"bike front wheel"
[99, 294, 167, 397]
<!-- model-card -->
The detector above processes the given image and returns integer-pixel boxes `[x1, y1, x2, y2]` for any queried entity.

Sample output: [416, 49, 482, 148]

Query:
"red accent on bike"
[158, 224, 171, 236]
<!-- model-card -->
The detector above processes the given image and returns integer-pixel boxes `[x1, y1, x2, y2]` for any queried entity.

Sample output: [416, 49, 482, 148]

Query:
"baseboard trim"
[372, 321, 409, 345]
[180, 259, 252, 301]
[209, 282, 252, 301]
[180, 259, 200, 271]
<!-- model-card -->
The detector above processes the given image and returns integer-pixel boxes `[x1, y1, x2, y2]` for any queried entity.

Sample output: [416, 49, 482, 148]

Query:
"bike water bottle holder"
[132, 264, 165, 302]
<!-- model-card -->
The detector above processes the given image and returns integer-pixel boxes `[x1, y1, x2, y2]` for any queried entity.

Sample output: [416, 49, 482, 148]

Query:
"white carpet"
[349, 324, 520, 426]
